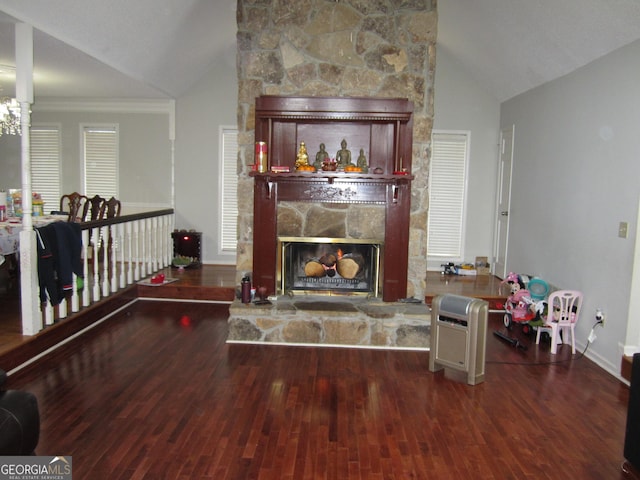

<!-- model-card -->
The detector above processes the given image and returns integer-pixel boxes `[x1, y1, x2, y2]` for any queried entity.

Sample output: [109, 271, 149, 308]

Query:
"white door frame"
[493, 125, 514, 279]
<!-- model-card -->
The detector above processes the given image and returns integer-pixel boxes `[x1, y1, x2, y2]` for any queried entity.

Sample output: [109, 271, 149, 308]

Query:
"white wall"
[432, 46, 501, 270]
[500, 39, 640, 376]
[0, 104, 173, 211]
[174, 56, 238, 264]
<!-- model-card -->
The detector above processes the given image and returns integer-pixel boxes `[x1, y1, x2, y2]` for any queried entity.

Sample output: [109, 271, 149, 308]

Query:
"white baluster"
[119, 223, 126, 288]
[127, 221, 134, 284]
[81, 229, 90, 307]
[164, 215, 172, 266]
[160, 216, 166, 266]
[134, 220, 141, 280]
[152, 216, 159, 272]
[44, 300, 54, 326]
[58, 296, 67, 319]
[146, 218, 153, 274]
[140, 219, 147, 278]
[110, 224, 118, 293]
[101, 226, 110, 297]
[71, 271, 79, 313]
[92, 227, 101, 302]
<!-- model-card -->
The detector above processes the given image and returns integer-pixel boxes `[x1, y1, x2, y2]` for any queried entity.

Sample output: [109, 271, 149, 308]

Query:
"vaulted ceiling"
[437, 0, 640, 101]
[1, 0, 640, 102]
[0, 0, 237, 99]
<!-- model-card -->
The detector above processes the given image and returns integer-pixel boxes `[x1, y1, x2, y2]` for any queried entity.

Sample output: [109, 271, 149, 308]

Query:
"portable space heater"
[429, 294, 488, 385]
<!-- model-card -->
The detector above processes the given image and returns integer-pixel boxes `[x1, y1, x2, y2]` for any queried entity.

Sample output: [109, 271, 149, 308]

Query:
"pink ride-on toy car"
[500, 272, 537, 334]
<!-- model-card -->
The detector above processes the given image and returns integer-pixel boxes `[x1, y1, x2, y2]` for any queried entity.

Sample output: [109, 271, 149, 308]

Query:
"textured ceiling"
[1, 1, 640, 102]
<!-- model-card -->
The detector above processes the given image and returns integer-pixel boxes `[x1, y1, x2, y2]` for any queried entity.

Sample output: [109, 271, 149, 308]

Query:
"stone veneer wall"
[278, 202, 385, 239]
[236, 0, 437, 300]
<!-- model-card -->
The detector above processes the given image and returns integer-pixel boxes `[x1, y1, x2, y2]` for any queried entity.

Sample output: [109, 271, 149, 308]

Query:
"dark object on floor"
[493, 330, 527, 350]
[0, 369, 40, 455]
[399, 297, 422, 303]
[624, 352, 640, 471]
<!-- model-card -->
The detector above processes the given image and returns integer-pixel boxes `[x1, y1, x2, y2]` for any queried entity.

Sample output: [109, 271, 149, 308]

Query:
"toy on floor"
[499, 272, 537, 334]
[441, 262, 456, 275]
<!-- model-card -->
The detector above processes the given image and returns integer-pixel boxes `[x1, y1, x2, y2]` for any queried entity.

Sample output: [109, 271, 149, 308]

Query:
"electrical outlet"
[619, 222, 629, 238]
[595, 309, 605, 326]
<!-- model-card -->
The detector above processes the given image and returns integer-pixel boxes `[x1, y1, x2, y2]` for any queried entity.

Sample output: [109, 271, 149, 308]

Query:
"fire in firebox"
[278, 237, 382, 296]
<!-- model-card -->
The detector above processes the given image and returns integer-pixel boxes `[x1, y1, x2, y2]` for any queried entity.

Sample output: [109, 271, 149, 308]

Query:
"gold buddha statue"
[295, 141, 310, 169]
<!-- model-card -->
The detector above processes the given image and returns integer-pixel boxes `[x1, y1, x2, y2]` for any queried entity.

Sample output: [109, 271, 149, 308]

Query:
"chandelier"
[0, 97, 21, 136]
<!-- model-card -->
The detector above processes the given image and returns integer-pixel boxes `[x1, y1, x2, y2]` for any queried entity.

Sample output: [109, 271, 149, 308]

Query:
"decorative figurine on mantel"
[314, 143, 329, 170]
[336, 139, 353, 168]
[295, 141, 310, 170]
[357, 148, 368, 173]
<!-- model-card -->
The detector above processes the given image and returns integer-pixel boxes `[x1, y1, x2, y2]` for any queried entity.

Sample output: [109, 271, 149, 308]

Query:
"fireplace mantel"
[250, 172, 412, 204]
[251, 96, 414, 302]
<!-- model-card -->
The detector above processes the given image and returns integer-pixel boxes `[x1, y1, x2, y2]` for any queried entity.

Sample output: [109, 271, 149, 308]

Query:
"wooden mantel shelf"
[252, 171, 412, 205]
[249, 172, 413, 182]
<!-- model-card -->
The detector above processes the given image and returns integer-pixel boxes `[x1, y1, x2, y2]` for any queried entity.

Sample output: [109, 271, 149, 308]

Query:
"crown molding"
[31, 97, 175, 114]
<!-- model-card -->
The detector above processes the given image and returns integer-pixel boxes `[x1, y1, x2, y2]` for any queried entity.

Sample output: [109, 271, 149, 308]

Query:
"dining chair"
[94, 196, 121, 261]
[535, 290, 583, 354]
[82, 195, 106, 221]
[100, 196, 122, 219]
[59, 192, 88, 223]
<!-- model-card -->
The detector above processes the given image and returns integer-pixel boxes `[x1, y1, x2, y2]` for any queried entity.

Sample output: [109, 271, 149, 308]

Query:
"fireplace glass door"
[278, 237, 382, 296]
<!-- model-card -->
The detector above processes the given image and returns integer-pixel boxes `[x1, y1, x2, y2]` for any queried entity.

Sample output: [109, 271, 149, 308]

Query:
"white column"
[16, 23, 40, 335]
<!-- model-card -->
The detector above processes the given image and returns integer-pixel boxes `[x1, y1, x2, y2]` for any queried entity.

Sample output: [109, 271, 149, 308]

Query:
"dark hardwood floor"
[0, 264, 237, 358]
[1, 269, 635, 479]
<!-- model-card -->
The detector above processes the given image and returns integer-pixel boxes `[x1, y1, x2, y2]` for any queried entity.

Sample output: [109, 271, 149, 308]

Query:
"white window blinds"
[31, 126, 61, 211]
[427, 131, 469, 259]
[83, 125, 118, 198]
[219, 127, 238, 252]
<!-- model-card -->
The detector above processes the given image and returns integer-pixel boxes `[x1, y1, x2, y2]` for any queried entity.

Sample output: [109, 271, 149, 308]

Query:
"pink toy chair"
[535, 290, 583, 354]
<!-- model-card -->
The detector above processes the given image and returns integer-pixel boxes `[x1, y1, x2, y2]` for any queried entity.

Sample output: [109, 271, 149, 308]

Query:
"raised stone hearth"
[227, 297, 431, 349]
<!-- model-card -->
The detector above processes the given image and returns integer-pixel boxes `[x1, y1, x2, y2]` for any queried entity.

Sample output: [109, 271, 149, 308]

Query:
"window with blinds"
[82, 125, 118, 198]
[219, 127, 238, 253]
[427, 131, 470, 259]
[31, 126, 62, 211]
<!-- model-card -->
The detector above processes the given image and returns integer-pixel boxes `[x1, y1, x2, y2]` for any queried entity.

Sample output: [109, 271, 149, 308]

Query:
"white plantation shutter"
[219, 127, 238, 252]
[83, 125, 118, 198]
[427, 131, 469, 259]
[31, 126, 61, 211]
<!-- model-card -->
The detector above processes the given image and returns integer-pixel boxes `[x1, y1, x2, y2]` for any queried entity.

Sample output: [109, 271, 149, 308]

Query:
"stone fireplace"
[230, 1, 435, 348]
[235, 1, 437, 302]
